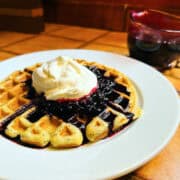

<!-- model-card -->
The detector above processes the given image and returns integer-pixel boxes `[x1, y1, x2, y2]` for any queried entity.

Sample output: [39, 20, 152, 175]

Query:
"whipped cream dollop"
[32, 56, 98, 100]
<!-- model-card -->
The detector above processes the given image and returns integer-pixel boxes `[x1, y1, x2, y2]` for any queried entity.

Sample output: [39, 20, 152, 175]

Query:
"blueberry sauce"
[27, 108, 46, 122]
[114, 83, 130, 96]
[99, 111, 116, 123]
[114, 96, 129, 110]
[25, 79, 37, 99]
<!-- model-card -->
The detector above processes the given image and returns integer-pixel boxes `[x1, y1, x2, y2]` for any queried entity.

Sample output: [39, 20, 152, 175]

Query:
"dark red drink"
[128, 10, 180, 70]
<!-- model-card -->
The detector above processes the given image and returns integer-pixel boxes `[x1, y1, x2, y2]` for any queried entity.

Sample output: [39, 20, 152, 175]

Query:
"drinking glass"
[127, 9, 180, 72]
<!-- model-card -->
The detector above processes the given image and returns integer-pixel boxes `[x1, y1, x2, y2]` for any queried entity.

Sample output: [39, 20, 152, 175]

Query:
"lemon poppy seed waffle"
[0, 57, 141, 149]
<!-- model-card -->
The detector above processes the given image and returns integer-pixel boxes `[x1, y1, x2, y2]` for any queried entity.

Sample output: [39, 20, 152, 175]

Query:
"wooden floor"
[0, 23, 180, 180]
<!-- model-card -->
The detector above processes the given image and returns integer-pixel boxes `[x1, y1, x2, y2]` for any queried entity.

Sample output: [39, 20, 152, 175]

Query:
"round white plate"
[0, 50, 179, 180]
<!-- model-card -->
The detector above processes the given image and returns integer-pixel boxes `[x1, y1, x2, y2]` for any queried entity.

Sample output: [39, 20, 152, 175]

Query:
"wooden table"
[0, 24, 179, 180]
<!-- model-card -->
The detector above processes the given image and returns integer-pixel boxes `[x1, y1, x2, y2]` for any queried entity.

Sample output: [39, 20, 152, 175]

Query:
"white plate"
[0, 50, 179, 180]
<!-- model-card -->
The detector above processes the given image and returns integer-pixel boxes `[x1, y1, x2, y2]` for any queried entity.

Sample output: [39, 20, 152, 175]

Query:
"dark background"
[0, 0, 179, 33]
[43, 0, 180, 31]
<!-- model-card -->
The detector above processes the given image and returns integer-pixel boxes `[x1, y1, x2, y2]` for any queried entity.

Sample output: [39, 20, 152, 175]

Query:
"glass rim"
[130, 9, 180, 33]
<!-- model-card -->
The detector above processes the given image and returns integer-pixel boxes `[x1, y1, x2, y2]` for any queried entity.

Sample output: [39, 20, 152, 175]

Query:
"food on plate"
[0, 56, 141, 148]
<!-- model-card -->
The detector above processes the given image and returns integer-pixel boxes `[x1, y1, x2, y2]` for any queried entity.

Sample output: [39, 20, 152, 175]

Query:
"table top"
[0, 23, 179, 180]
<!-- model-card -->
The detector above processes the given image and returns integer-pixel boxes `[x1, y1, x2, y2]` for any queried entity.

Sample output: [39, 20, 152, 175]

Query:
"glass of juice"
[128, 9, 180, 71]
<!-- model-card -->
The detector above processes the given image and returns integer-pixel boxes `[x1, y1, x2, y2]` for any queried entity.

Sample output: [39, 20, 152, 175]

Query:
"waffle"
[0, 59, 141, 149]
[0, 71, 30, 121]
